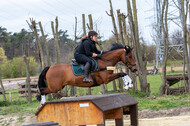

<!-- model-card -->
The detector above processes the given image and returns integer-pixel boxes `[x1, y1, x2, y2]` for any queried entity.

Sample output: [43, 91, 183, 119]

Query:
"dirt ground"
[1, 106, 190, 126]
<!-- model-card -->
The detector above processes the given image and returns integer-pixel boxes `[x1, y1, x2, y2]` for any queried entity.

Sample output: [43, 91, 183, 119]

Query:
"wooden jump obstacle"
[36, 93, 138, 126]
[166, 74, 188, 86]
[166, 74, 188, 95]
[18, 80, 38, 97]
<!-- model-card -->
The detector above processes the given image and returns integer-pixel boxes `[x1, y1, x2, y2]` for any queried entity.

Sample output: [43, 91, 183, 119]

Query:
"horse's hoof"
[37, 104, 43, 111]
[118, 73, 127, 77]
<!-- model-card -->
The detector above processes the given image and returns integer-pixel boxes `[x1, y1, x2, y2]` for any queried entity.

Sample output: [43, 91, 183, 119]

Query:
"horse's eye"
[129, 56, 132, 58]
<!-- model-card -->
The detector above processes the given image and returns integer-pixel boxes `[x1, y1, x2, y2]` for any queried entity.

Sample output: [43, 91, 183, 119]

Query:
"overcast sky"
[0, 0, 154, 43]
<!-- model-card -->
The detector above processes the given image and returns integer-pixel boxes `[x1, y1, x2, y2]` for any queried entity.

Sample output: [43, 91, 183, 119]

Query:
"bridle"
[125, 51, 136, 69]
[100, 48, 136, 68]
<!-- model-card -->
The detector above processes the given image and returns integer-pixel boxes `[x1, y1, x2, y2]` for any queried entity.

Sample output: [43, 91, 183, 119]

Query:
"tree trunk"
[121, 13, 130, 46]
[181, 0, 190, 93]
[32, 21, 45, 70]
[0, 67, 6, 101]
[107, 0, 119, 43]
[127, 0, 148, 92]
[51, 17, 61, 64]
[70, 17, 78, 97]
[39, 21, 51, 66]
[88, 14, 93, 30]
[82, 14, 86, 36]
[160, 0, 169, 95]
[117, 9, 125, 45]
[24, 55, 32, 102]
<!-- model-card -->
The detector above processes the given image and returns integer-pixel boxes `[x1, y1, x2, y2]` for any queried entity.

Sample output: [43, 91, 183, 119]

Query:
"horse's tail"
[36, 66, 50, 101]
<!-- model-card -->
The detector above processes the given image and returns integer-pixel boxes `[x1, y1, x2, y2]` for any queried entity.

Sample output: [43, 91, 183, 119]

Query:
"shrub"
[0, 57, 39, 78]
[1, 60, 12, 78]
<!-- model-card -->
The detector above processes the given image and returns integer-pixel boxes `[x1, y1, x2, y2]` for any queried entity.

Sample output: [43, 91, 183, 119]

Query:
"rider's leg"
[83, 61, 93, 82]
[74, 53, 93, 82]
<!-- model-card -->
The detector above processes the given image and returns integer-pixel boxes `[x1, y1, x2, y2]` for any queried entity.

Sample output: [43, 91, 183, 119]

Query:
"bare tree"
[106, 0, 119, 43]
[70, 17, 78, 97]
[126, 0, 148, 92]
[31, 20, 45, 70]
[160, 0, 169, 95]
[82, 14, 86, 36]
[39, 21, 51, 66]
[0, 68, 6, 101]
[51, 16, 61, 64]
[117, 9, 125, 45]
[24, 55, 32, 102]
[180, 0, 190, 92]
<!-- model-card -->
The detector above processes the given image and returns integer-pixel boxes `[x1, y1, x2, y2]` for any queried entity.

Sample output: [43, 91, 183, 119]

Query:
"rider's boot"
[83, 62, 93, 82]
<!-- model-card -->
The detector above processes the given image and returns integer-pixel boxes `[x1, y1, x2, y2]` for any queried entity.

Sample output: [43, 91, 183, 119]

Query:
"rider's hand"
[92, 53, 98, 57]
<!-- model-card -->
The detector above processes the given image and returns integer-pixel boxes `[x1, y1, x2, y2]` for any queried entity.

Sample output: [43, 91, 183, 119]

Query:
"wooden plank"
[19, 88, 38, 92]
[104, 108, 122, 119]
[37, 101, 104, 126]
[130, 105, 138, 126]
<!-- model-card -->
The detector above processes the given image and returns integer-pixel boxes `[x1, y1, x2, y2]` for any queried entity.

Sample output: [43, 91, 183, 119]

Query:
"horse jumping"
[36, 44, 137, 103]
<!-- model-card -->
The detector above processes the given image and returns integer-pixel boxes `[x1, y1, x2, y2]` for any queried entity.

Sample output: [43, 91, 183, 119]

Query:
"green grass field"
[0, 70, 190, 115]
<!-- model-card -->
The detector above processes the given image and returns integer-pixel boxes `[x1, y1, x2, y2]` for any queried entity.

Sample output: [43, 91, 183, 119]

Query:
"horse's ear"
[124, 45, 128, 50]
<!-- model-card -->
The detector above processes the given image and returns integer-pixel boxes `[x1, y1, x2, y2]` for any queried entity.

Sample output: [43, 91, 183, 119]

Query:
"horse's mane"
[109, 43, 124, 51]
[101, 43, 131, 55]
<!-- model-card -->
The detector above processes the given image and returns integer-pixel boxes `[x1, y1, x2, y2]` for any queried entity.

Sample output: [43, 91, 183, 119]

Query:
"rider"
[74, 30, 101, 82]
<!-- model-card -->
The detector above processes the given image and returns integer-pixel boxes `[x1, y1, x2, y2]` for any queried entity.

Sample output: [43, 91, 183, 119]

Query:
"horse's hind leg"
[39, 87, 52, 104]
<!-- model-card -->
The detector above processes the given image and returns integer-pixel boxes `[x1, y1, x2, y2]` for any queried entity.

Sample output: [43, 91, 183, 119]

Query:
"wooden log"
[19, 82, 37, 86]
[169, 87, 186, 95]
[166, 74, 188, 81]
[22, 121, 59, 126]
[166, 74, 188, 86]
[19, 93, 38, 97]
[19, 88, 38, 92]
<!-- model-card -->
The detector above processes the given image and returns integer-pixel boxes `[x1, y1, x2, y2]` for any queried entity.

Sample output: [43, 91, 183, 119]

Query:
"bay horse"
[36, 43, 137, 102]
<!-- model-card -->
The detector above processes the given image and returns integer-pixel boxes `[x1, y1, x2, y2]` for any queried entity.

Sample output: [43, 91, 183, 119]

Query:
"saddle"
[71, 59, 98, 76]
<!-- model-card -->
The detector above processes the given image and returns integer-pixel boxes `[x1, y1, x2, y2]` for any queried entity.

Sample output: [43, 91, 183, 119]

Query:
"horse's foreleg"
[106, 73, 127, 83]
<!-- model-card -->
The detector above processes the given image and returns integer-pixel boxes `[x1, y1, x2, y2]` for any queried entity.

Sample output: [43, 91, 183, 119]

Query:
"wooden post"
[130, 105, 138, 126]
[9, 92, 12, 102]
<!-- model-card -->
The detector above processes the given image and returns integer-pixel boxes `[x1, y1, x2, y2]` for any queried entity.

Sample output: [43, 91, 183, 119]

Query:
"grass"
[0, 70, 190, 115]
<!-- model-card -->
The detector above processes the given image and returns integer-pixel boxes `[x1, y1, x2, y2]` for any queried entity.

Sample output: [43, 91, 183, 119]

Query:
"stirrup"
[83, 77, 93, 82]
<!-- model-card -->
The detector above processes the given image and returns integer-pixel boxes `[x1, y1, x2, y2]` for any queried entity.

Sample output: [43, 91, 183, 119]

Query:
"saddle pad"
[71, 60, 98, 76]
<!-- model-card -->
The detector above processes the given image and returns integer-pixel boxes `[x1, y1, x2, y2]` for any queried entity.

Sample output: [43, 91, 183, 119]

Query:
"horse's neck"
[101, 49, 123, 66]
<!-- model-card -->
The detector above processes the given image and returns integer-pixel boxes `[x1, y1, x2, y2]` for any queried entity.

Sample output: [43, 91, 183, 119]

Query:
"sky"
[0, 0, 155, 43]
